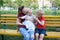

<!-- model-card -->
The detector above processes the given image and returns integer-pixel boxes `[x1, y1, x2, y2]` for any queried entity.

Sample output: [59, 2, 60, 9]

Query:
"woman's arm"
[16, 18, 24, 32]
[19, 15, 27, 19]
[16, 18, 23, 25]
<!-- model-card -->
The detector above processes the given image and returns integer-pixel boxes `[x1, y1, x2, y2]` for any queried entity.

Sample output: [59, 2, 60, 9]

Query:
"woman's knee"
[25, 34, 30, 38]
[31, 35, 34, 39]
[19, 28, 26, 34]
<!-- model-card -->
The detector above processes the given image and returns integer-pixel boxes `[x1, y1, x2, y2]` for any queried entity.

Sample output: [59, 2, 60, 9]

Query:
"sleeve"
[17, 13, 20, 18]
[33, 15, 45, 26]
[19, 15, 27, 19]
[32, 14, 36, 19]
[42, 16, 45, 20]
[40, 16, 45, 25]
[17, 13, 23, 23]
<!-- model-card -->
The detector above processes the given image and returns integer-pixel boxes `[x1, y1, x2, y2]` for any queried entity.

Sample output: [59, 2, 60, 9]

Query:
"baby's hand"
[25, 28, 28, 30]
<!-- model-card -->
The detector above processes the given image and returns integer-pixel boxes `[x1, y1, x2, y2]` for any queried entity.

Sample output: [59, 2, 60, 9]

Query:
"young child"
[19, 9, 35, 31]
[35, 10, 46, 40]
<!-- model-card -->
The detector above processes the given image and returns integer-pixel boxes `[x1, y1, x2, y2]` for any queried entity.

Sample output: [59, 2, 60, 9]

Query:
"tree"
[54, 0, 60, 7]
[48, 0, 60, 8]
[15, 0, 38, 9]
[0, 0, 39, 9]
[0, 0, 3, 7]
[15, 0, 23, 7]
[3, 0, 12, 7]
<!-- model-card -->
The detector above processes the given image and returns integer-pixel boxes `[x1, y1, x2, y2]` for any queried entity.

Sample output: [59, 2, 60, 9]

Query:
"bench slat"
[1, 14, 17, 16]
[1, 23, 60, 27]
[0, 29, 60, 38]
[1, 19, 60, 23]
[1, 18, 60, 20]
[1, 14, 60, 17]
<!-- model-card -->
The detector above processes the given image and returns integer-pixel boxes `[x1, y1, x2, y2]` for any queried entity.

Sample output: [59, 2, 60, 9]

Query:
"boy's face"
[36, 11, 43, 17]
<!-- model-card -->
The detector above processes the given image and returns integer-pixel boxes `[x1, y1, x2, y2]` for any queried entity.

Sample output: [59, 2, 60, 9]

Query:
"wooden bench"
[0, 14, 60, 38]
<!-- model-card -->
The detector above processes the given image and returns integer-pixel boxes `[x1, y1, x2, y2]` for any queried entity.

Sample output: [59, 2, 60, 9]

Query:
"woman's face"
[22, 8, 28, 14]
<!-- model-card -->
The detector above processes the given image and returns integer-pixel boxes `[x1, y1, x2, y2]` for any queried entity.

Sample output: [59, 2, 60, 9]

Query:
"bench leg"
[1, 35, 4, 40]
[43, 38, 44, 40]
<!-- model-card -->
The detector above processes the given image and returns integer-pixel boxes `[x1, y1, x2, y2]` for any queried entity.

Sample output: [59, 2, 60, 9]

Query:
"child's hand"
[25, 28, 28, 30]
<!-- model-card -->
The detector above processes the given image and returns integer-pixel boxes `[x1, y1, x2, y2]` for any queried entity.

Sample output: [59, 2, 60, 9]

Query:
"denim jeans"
[19, 27, 34, 40]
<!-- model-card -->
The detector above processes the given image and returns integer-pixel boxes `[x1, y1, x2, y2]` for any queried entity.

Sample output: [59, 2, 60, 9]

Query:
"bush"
[0, 10, 17, 14]
[56, 10, 60, 15]
[0, 9, 60, 15]
[44, 9, 60, 15]
[44, 9, 53, 15]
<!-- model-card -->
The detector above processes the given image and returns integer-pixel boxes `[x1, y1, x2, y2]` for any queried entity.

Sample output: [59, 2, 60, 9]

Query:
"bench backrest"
[0, 14, 60, 27]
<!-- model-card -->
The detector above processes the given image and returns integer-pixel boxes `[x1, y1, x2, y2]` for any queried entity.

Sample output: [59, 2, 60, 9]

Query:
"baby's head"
[36, 9, 44, 17]
[27, 8, 32, 16]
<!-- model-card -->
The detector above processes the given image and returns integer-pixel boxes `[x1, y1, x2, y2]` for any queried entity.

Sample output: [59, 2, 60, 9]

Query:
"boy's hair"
[36, 9, 44, 14]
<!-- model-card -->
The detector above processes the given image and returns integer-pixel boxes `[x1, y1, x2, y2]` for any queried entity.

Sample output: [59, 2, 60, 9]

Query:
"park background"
[0, 0, 60, 40]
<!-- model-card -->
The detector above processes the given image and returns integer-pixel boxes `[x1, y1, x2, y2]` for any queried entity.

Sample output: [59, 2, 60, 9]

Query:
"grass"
[0, 35, 60, 40]
[0, 35, 23, 40]
[0, 10, 18, 14]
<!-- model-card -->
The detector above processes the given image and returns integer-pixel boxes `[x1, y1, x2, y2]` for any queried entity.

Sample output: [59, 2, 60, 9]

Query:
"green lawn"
[0, 35, 23, 40]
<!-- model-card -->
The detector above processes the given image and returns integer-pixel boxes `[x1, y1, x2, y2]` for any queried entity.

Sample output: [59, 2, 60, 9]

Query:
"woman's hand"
[16, 18, 24, 25]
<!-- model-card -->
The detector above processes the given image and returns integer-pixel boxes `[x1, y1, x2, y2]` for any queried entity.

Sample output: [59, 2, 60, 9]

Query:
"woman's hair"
[18, 6, 24, 13]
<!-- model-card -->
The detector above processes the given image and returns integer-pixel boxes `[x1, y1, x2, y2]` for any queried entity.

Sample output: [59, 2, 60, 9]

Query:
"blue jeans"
[35, 28, 46, 35]
[19, 28, 34, 40]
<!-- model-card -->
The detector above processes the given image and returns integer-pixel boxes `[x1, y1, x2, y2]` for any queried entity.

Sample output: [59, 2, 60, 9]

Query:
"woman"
[16, 6, 40, 40]
[16, 6, 30, 40]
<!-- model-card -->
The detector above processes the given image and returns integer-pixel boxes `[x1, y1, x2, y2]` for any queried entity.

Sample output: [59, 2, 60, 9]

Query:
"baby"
[19, 9, 35, 31]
